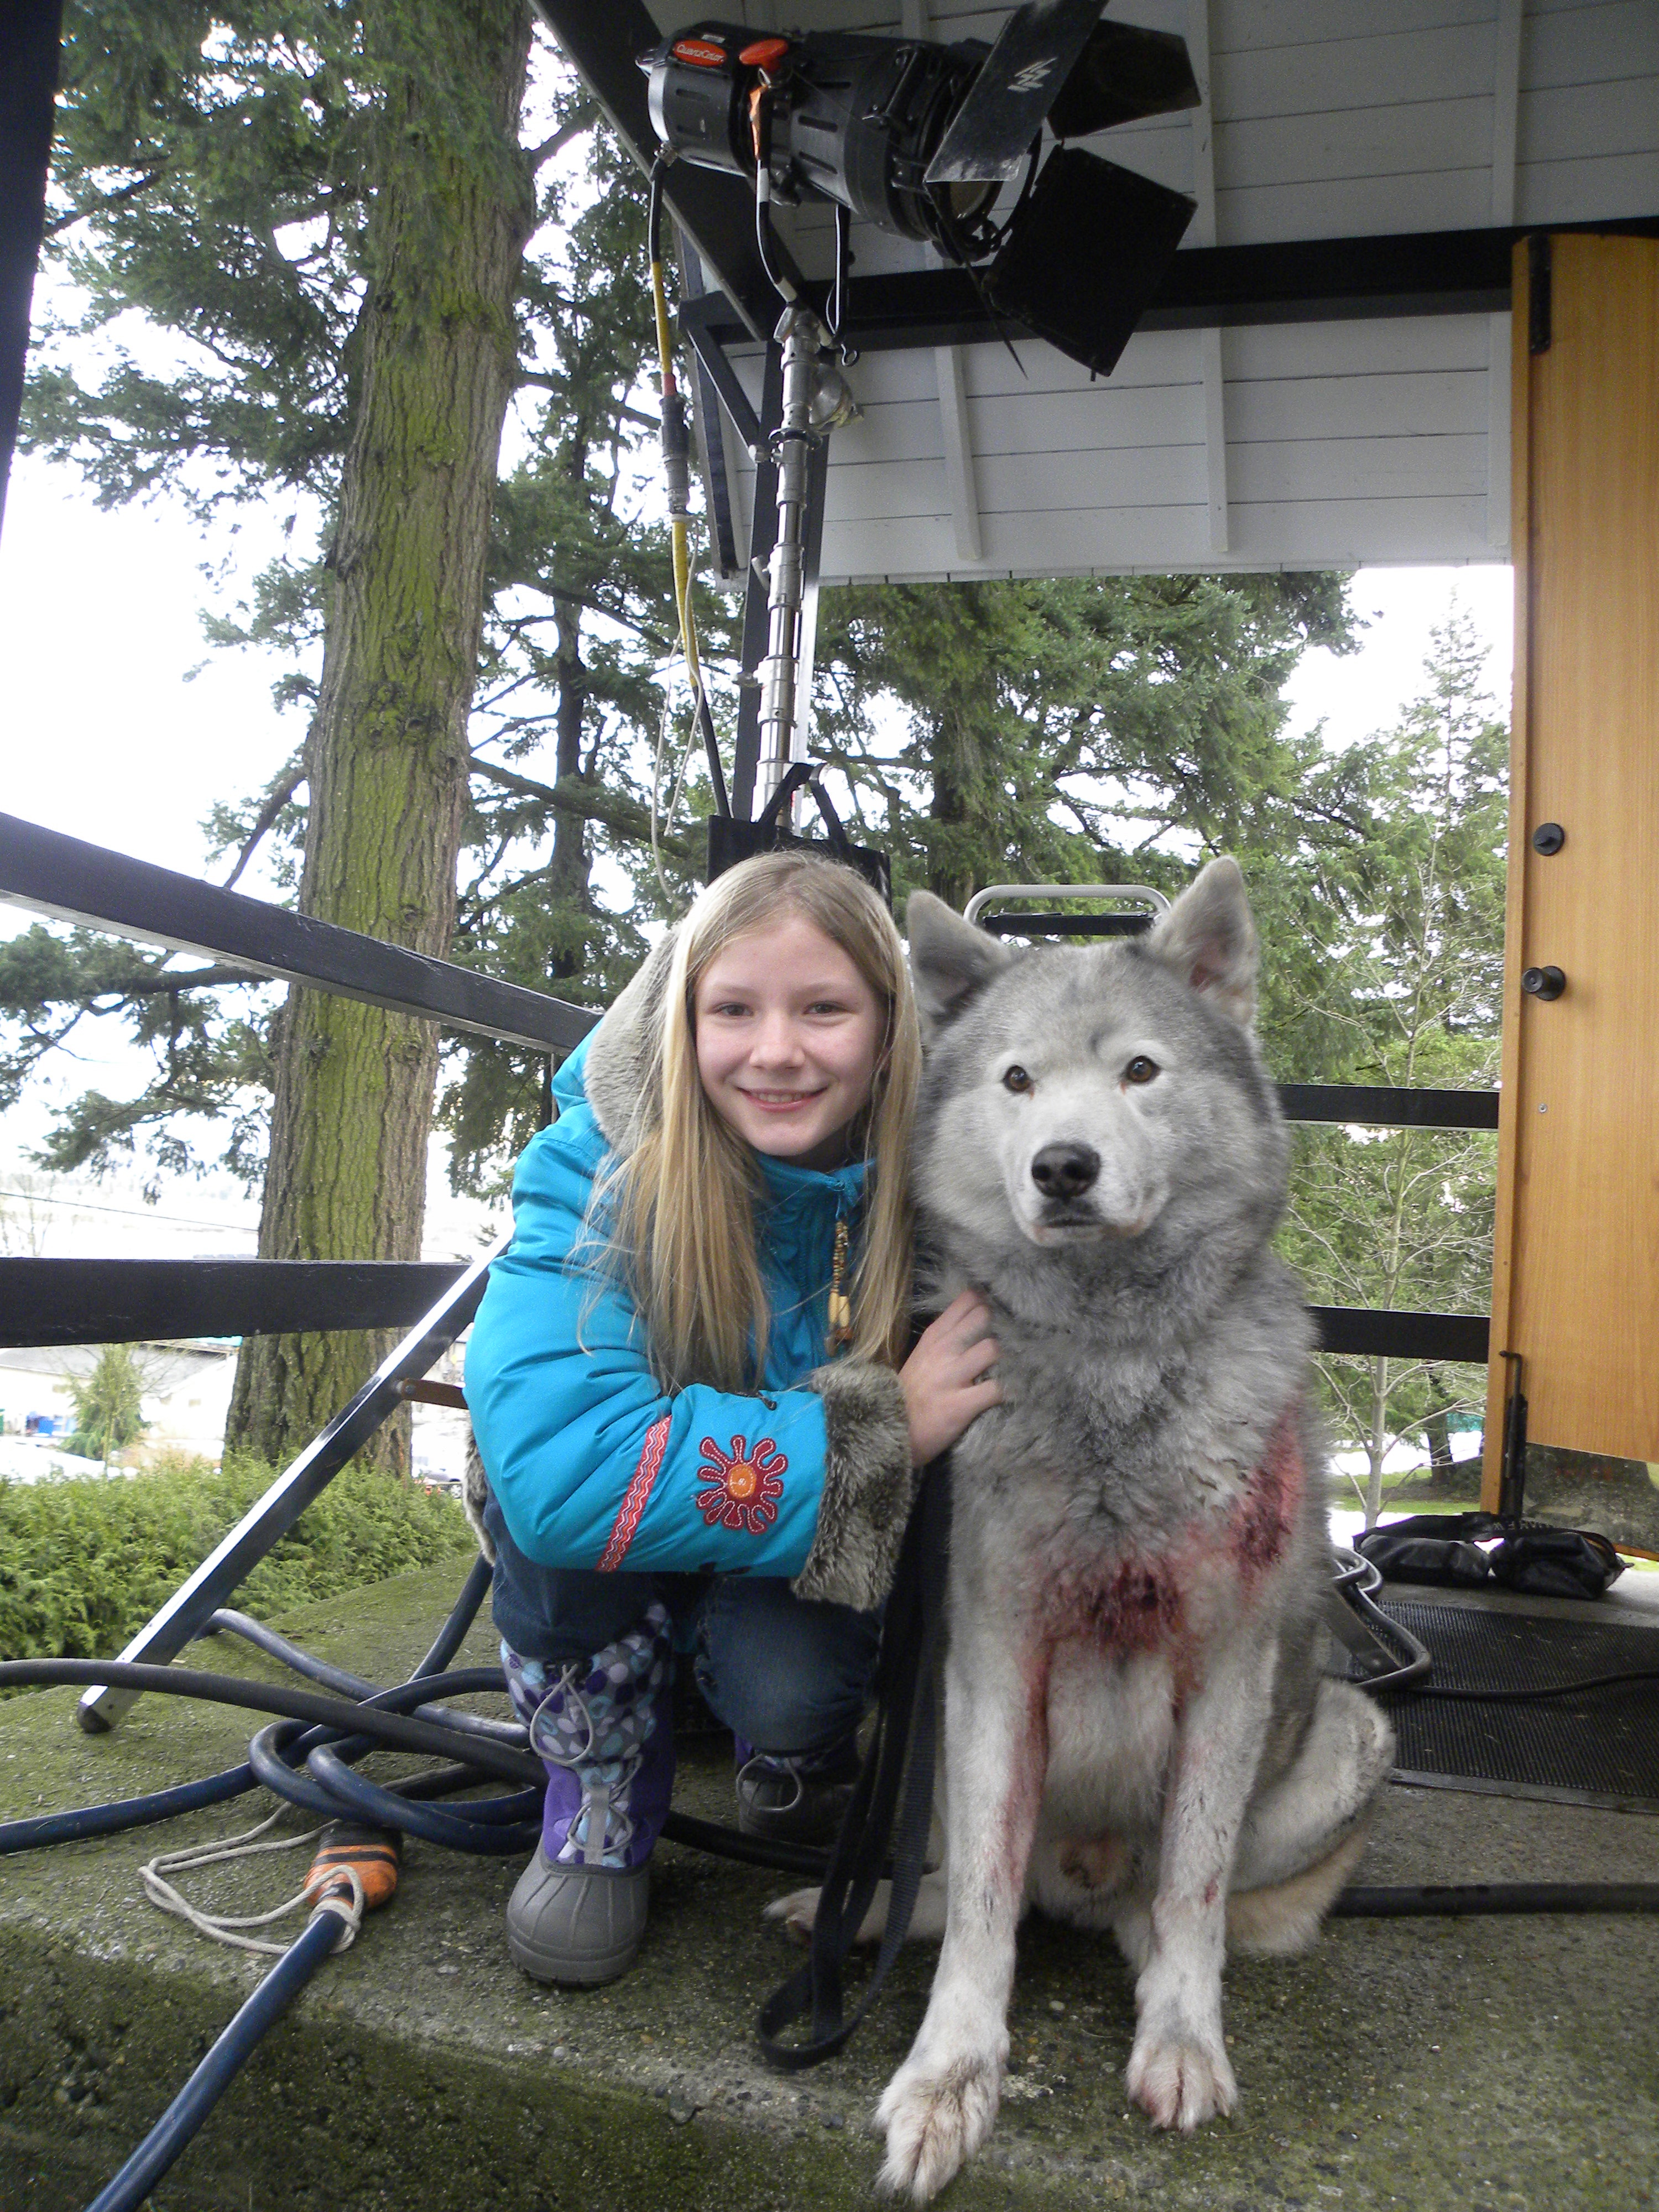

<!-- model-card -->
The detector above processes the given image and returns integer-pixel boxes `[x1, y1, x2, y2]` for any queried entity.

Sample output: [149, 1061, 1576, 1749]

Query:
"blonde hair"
[603, 851, 919, 1392]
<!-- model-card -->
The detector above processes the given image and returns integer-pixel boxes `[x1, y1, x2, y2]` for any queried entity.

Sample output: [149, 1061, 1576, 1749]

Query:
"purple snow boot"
[502, 1603, 674, 1985]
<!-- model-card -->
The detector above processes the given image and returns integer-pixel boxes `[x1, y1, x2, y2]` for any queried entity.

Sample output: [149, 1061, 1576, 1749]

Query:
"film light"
[639, 0, 1201, 377]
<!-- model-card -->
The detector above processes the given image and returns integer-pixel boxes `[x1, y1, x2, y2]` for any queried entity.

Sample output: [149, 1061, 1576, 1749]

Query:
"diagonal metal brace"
[75, 1236, 507, 1735]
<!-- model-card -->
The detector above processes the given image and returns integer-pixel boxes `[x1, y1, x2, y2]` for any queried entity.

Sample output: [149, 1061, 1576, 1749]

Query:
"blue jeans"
[482, 1487, 880, 1756]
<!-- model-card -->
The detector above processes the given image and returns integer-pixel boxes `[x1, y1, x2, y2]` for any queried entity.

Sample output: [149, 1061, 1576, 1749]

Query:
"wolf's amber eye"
[1002, 1065, 1032, 1094]
[1124, 1056, 1159, 1084]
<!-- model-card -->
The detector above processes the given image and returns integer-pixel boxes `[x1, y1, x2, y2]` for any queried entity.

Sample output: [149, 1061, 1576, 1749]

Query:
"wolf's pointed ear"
[1144, 857, 1259, 1028]
[906, 890, 1013, 1036]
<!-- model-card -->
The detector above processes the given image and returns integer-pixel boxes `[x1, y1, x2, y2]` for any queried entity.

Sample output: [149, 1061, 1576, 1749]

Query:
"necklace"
[826, 1218, 853, 1352]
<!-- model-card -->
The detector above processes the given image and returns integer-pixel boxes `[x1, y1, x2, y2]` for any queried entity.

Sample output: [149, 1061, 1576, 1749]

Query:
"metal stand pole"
[757, 305, 823, 820]
[755, 305, 855, 823]
[74, 1241, 504, 1734]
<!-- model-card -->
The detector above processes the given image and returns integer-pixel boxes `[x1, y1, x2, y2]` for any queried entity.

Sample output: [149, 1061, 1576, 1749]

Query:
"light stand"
[755, 304, 854, 821]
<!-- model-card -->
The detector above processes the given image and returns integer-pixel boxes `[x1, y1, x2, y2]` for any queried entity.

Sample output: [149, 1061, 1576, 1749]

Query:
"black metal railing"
[0, 812, 596, 1054]
[0, 811, 1497, 1365]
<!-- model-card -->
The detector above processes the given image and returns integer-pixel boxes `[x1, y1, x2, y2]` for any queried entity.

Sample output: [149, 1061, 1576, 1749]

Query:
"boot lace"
[528, 1663, 641, 1865]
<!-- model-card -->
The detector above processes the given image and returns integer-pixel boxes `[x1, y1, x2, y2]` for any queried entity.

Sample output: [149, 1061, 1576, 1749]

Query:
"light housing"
[639, 2, 1202, 378]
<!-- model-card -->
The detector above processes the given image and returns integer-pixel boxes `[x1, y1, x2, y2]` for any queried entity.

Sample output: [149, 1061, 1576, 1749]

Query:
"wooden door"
[1484, 232, 1659, 1497]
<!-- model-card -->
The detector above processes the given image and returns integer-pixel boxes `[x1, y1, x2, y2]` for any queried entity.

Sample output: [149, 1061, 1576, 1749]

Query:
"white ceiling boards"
[587, 0, 1659, 581]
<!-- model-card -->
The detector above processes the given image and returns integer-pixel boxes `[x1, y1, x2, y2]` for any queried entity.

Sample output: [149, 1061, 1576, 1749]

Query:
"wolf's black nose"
[1031, 1143, 1100, 1199]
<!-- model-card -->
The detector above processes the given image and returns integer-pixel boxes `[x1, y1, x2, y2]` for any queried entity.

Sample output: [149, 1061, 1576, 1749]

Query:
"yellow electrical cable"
[650, 254, 705, 702]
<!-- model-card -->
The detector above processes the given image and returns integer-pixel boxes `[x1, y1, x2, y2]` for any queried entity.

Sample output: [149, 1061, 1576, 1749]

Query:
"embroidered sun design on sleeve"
[695, 1433, 787, 1534]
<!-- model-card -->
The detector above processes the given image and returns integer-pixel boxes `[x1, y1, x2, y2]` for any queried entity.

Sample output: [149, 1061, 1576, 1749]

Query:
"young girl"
[465, 852, 1000, 1986]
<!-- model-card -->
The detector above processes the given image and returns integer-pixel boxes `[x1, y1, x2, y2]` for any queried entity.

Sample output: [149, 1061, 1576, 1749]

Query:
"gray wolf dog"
[771, 858, 1394, 2200]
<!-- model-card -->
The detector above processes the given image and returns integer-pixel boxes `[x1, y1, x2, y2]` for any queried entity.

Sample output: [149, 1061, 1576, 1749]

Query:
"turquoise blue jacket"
[465, 1029, 868, 1581]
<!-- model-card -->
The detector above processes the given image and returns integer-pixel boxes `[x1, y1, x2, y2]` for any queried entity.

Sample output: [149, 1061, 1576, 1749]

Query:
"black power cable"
[1419, 1666, 1659, 1703]
[1335, 1882, 1659, 1918]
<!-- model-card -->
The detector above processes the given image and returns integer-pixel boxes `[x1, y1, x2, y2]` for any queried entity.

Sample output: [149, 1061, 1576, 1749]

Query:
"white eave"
[649, 0, 1658, 578]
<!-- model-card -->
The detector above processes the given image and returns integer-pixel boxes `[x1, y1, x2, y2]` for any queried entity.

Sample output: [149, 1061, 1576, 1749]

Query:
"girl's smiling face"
[693, 911, 886, 1170]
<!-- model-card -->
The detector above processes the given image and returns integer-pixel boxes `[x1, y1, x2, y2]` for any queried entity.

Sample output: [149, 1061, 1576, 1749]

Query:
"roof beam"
[1186, 0, 1228, 555]
[935, 341, 983, 565]
[901, 0, 983, 566]
[682, 217, 1659, 357]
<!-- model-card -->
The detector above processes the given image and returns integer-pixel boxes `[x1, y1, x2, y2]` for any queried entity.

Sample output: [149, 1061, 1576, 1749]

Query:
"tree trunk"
[549, 584, 594, 979]
[228, 0, 534, 1474]
[928, 703, 976, 911]
[1363, 1354, 1390, 1528]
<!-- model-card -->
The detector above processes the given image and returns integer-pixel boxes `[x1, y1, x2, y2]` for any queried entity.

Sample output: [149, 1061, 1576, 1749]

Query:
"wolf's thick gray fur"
[770, 858, 1392, 2200]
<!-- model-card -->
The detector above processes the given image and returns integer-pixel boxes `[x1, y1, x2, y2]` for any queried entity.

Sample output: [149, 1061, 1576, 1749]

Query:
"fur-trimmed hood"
[577, 932, 678, 1156]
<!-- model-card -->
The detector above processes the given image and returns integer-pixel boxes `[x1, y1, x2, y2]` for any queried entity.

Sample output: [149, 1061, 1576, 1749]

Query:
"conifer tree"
[1272, 610, 1507, 1519]
[17, 5, 711, 1465]
[65, 1344, 150, 1469]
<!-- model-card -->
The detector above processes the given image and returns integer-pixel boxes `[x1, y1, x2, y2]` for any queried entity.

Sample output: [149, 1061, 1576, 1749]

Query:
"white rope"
[140, 1809, 366, 1957]
[649, 675, 701, 917]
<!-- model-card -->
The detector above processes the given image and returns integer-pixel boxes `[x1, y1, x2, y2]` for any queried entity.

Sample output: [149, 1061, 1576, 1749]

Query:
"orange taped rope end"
[307, 1822, 401, 1913]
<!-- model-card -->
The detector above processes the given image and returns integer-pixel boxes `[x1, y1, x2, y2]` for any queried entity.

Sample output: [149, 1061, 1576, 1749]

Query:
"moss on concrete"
[4, 1567, 1659, 2209]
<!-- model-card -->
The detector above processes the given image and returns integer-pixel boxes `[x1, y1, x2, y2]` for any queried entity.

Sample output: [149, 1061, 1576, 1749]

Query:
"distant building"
[0, 1341, 237, 1469]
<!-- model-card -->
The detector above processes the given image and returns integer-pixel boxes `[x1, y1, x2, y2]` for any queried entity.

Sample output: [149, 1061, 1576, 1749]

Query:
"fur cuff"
[791, 1360, 916, 1611]
[462, 1428, 496, 1566]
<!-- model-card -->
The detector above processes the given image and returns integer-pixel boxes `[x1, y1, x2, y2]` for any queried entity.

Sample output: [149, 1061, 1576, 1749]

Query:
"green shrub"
[0, 1452, 478, 1665]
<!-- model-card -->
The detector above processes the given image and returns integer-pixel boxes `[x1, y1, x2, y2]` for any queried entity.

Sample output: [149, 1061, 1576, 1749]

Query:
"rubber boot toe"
[505, 1842, 650, 1986]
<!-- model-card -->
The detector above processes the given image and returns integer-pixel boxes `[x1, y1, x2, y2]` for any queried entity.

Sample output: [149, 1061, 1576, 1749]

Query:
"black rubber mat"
[1374, 1599, 1659, 1812]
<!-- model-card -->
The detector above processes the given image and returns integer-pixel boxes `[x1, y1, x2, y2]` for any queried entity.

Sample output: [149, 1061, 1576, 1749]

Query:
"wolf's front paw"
[876, 2046, 1003, 2203]
[764, 1881, 895, 1946]
[1125, 2022, 1237, 2132]
[763, 1886, 822, 1944]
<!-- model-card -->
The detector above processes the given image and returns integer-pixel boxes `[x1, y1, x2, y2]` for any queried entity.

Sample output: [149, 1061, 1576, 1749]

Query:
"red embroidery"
[695, 1433, 787, 1535]
[598, 1415, 671, 1571]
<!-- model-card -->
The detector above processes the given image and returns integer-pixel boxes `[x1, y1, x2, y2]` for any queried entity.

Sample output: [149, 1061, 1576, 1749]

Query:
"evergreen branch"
[526, 105, 599, 171]
[491, 590, 674, 655]
[472, 667, 543, 716]
[458, 858, 562, 924]
[222, 754, 307, 888]
[1055, 795, 1104, 843]
[46, 170, 165, 237]
[262, 186, 364, 229]
[514, 372, 655, 435]
[468, 757, 698, 862]
[84, 966, 266, 999]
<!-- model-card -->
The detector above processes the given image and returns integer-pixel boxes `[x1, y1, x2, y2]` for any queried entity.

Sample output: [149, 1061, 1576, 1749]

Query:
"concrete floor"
[3, 1564, 1657, 2212]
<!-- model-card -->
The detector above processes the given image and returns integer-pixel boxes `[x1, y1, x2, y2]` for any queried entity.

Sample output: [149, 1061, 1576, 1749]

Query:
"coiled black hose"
[0, 1554, 536, 1863]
